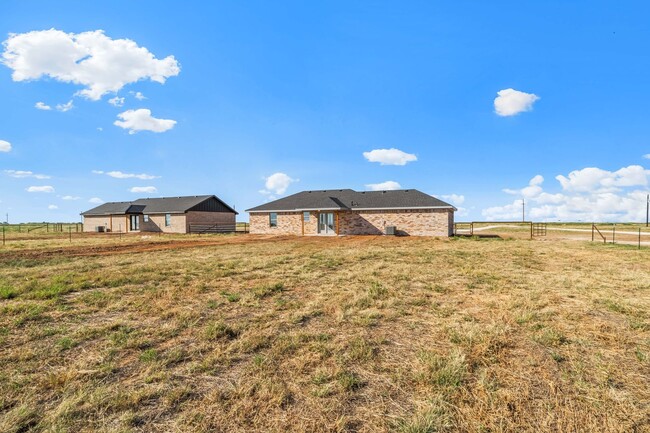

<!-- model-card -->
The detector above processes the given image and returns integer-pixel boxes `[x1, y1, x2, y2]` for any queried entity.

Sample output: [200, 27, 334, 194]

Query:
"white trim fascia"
[247, 205, 456, 213]
[351, 206, 456, 211]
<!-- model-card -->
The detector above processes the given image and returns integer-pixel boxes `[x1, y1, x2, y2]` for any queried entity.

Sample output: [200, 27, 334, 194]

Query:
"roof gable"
[82, 195, 238, 216]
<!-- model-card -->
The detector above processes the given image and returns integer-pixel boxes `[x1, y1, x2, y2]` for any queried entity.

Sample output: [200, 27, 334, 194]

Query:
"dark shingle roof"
[82, 195, 238, 216]
[246, 189, 455, 212]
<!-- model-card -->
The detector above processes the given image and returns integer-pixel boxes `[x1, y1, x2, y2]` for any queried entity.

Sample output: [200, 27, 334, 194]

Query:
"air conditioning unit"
[96, 226, 105, 233]
[385, 226, 396, 235]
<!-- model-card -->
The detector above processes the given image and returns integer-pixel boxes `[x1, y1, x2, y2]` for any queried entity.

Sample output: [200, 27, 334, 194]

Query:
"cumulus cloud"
[0, 140, 11, 152]
[643, 154, 650, 160]
[56, 100, 74, 112]
[108, 96, 124, 107]
[131, 91, 146, 100]
[26, 185, 54, 193]
[494, 88, 540, 117]
[35, 101, 51, 110]
[440, 194, 467, 216]
[440, 194, 465, 205]
[503, 174, 545, 198]
[89, 197, 103, 204]
[5, 170, 51, 179]
[259, 172, 298, 196]
[362, 148, 417, 166]
[365, 181, 401, 191]
[61, 195, 80, 200]
[483, 165, 650, 222]
[2, 29, 180, 100]
[93, 170, 159, 180]
[555, 165, 648, 193]
[48, 204, 58, 210]
[114, 109, 176, 134]
[129, 186, 157, 193]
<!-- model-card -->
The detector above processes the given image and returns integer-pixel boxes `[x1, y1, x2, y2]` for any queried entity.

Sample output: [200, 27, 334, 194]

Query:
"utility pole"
[5, 213, 7, 224]
[522, 199, 525, 222]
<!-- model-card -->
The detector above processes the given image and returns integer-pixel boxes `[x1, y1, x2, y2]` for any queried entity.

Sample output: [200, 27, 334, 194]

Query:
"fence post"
[591, 224, 594, 242]
[69, 226, 72, 243]
[612, 225, 616, 244]
[2, 226, 5, 246]
[639, 228, 642, 250]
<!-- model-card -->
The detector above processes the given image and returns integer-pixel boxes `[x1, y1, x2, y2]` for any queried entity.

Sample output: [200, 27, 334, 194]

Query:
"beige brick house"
[81, 195, 237, 234]
[246, 189, 456, 237]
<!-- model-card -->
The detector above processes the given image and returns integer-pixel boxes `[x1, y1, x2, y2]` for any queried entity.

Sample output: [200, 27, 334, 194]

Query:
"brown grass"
[0, 234, 649, 432]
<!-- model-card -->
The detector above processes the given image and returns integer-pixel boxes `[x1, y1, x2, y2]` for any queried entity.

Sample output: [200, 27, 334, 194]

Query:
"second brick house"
[246, 189, 456, 236]
[81, 195, 237, 234]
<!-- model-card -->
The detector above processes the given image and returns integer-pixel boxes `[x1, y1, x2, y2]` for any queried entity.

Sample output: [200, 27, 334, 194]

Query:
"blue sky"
[2, 1, 650, 223]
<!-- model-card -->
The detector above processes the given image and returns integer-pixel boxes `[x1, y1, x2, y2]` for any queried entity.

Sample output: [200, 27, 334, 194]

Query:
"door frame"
[317, 212, 336, 235]
[129, 214, 140, 231]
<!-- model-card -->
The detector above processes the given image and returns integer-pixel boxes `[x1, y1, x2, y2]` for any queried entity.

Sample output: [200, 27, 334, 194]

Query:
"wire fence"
[453, 222, 650, 249]
[0, 222, 251, 246]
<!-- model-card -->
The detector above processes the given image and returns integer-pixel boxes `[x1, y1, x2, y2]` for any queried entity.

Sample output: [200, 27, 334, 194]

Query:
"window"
[165, 213, 171, 226]
[303, 211, 310, 222]
[143, 215, 149, 223]
[269, 212, 277, 227]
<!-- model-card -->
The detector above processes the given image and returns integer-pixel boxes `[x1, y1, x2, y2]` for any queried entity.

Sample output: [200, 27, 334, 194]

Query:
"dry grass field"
[1, 234, 649, 432]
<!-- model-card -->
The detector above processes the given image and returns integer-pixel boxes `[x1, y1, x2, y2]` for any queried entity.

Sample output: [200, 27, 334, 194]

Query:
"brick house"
[246, 189, 456, 236]
[81, 195, 237, 234]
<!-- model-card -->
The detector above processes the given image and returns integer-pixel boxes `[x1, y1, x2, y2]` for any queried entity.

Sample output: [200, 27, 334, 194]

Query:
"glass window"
[269, 212, 277, 227]
[165, 213, 171, 226]
[143, 215, 149, 223]
[303, 211, 310, 222]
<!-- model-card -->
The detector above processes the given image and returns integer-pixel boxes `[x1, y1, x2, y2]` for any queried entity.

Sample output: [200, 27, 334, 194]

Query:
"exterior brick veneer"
[249, 209, 453, 237]
[83, 211, 235, 234]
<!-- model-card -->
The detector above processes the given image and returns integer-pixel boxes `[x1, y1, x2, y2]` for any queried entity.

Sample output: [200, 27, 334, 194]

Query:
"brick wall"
[303, 211, 319, 235]
[186, 211, 236, 232]
[142, 213, 186, 233]
[249, 212, 302, 235]
[249, 209, 453, 237]
[83, 215, 129, 233]
[339, 209, 452, 237]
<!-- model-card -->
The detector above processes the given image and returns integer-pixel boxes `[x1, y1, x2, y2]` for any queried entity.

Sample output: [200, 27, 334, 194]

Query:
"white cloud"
[48, 204, 58, 210]
[61, 195, 80, 200]
[35, 101, 51, 110]
[365, 181, 401, 191]
[494, 88, 540, 117]
[89, 197, 103, 204]
[26, 185, 54, 193]
[440, 194, 465, 205]
[643, 154, 650, 160]
[555, 165, 648, 193]
[56, 100, 74, 112]
[503, 175, 545, 199]
[483, 164, 650, 222]
[114, 108, 176, 134]
[108, 96, 124, 107]
[97, 127, 103, 132]
[5, 170, 51, 179]
[0, 140, 11, 152]
[362, 148, 417, 166]
[129, 186, 157, 193]
[2, 29, 180, 100]
[259, 172, 298, 196]
[94, 170, 159, 180]
[130, 91, 146, 100]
